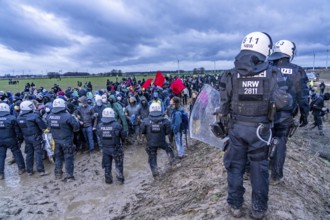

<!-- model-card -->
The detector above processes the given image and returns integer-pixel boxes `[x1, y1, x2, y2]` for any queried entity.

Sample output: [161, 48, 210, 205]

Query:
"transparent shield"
[189, 84, 226, 150]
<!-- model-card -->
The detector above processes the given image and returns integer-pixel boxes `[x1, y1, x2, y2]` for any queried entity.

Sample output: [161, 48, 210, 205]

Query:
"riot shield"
[189, 84, 227, 150]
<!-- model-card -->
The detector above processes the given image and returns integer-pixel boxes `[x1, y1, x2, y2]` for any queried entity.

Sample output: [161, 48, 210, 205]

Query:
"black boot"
[167, 152, 175, 165]
[105, 174, 113, 184]
[151, 168, 159, 178]
[318, 125, 324, 136]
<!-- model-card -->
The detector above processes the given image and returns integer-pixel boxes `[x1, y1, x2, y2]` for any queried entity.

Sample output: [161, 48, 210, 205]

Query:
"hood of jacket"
[234, 50, 269, 76]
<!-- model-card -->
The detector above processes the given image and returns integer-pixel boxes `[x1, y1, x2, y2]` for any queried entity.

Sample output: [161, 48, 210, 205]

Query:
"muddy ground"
[1, 105, 330, 220]
[1, 118, 330, 220]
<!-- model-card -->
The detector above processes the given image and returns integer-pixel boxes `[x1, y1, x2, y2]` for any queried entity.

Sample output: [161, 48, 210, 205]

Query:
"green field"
[0, 75, 148, 93]
[317, 70, 330, 81]
[1, 70, 330, 94]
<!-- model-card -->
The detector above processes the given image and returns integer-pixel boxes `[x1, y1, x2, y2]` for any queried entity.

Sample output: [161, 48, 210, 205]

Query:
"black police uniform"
[0, 111, 26, 177]
[270, 58, 309, 182]
[97, 117, 127, 184]
[141, 110, 175, 177]
[48, 108, 80, 179]
[319, 82, 326, 95]
[310, 93, 324, 135]
[219, 50, 283, 215]
[17, 110, 47, 175]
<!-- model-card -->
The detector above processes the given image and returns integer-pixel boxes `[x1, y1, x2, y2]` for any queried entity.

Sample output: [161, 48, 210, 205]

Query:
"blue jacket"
[0, 113, 23, 145]
[17, 111, 47, 138]
[47, 110, 80, 143]
[171, 107, 183, 133]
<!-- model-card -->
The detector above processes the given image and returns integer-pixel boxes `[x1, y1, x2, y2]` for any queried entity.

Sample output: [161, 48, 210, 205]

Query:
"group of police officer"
[0, 94, 182, 184]
[215, 32, 311, 219]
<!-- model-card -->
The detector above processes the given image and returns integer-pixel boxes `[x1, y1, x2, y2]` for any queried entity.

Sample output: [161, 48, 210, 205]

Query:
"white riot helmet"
[52, 98, 66, 113]
[149, 103, 161, 112]
[0, 103, 10, 116]
[101, 107, 115, 123]
[240, 32, 273, 57]
[268, 40, 296, 61]
[20, 100, 36, 113]
[95, 94, 102, 106]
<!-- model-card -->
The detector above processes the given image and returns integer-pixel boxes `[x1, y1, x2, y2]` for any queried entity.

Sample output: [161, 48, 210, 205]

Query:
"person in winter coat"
[77, 96, 95, 153]
[125, 96, 140, 143]
[137, 96, 149, 145]
[108, 95, 128, 134]
[170, 96, 185, 159]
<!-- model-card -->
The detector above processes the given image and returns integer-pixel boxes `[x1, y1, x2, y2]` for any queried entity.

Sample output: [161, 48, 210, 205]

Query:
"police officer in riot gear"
[0, 103, 26, 179]
[268, 40, 310, 185]
[141, 103, 175, 178]
[310, 90, 324, 135]
[17, 100, 48, 176]
[97, 107, 127, 184]
[48, 98, 80, 181]
[217, 32, 283, 219]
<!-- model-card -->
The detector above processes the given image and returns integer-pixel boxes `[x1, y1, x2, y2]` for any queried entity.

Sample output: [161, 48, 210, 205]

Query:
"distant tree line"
[62, 72, 90, 76]
[1, 66, 329, 79]
[96, 69, 123, 77]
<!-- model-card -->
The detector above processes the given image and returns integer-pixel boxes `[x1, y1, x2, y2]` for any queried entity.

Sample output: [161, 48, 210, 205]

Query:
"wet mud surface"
[1, 113, 330, 219]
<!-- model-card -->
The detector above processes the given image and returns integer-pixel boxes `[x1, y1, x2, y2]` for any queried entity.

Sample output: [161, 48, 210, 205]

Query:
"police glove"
[211, 110, 229, 139]
[212, 107, 228, 121]
[210, 121, 227, 138]
[212, 107, 222, 116]
[299, 115, 308, 127]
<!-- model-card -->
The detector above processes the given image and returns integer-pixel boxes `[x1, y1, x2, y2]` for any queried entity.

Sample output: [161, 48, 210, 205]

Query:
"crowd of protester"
[0, 71, 328, 183]
[0, 73, 220, 181]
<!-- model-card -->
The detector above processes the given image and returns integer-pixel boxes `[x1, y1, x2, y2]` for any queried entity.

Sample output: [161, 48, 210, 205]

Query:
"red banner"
[170, 78, 185, 95]
[141, 78, 153, 89]
[153, 71, 165, 87]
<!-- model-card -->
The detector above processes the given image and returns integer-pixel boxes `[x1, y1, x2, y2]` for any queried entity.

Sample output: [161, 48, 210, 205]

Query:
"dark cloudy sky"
[0, 0, 329, 74]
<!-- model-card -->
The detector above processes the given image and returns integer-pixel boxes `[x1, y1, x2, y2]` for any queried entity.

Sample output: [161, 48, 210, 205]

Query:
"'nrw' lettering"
[242, 81, 259, 87]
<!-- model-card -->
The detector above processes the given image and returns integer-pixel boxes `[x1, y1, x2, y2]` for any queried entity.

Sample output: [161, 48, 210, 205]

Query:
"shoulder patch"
[281, 68, 293, 75]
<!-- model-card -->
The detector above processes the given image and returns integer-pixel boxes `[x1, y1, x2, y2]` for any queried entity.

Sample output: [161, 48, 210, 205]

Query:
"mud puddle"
[0, 144, 171, 220]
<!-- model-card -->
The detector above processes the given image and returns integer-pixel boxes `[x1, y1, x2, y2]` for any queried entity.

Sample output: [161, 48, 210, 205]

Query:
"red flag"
[142, 78, 153, 89]
[153, 71, 165, 87]
[170, 78, 185, 95]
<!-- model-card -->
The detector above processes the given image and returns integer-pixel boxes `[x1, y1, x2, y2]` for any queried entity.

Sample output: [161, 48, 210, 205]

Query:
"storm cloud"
[0, 0, 329, 74]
